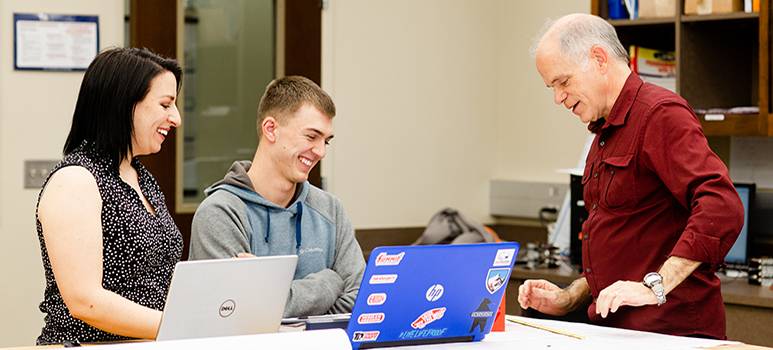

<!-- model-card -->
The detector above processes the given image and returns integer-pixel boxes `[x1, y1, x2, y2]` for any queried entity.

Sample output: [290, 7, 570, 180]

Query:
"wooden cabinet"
[591, 0, 772, 136]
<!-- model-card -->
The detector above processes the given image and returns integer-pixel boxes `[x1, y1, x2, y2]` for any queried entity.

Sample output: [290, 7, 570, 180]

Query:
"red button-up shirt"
[581, 73, 743, 339]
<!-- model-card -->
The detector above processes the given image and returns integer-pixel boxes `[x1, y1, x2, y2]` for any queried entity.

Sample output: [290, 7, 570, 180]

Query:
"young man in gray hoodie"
[189, 76, 365, 317]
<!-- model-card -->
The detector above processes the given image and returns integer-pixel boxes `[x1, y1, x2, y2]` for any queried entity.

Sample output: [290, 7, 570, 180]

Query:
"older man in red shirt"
[519, 13, 744, 339]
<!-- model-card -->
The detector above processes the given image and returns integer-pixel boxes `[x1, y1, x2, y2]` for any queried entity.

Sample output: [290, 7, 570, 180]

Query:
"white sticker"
[352, 330, 380, 342]
[704, 113, 725, 121]
[411, 307, 447, 329]
[493, 248, 516, 267]
[369, 274, 398, 284]
[367, 293, 387, 306]
[375, 252, 405, 266]
[425, 284, 444, 302]
[486, 268, 510, 294]
[357, 313, 385, 324]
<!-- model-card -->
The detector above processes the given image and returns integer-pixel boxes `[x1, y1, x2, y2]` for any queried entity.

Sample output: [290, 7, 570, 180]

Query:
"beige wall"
[321, 0, 590, 228]
[0, 1, 124, 346]
[493, 1, 591, 181]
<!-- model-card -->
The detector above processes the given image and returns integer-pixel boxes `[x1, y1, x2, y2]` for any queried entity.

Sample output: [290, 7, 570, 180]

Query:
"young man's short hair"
[256, 76, 336, 139]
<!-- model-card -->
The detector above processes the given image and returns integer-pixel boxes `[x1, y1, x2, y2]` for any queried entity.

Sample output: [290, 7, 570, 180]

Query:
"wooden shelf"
[593, 0, 771, 137]
[699, 113, 765, 136]
[681, 12, 759, 22]
[609, 17, 676, 26]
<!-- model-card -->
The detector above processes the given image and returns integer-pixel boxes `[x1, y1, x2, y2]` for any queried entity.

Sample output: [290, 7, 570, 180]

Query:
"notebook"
[156, 255, 297, 341]
[347, 242, 519, 349]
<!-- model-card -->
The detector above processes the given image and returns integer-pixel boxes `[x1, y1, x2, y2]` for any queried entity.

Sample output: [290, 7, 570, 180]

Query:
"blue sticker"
[485, 268, 509, 294]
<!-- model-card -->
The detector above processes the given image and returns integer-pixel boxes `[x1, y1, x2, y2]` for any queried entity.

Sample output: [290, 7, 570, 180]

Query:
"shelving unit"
[608, 17, 676, 25]
[591, 0, 772, 136]
[680, 11, 759, 21]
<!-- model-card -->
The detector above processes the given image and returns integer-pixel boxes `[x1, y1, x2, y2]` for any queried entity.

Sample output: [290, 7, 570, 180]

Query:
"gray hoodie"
[189, 160, 365, 317]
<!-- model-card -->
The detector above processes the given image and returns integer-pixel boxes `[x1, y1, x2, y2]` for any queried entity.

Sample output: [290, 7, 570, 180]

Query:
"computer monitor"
[569, 174, 586, 268]
[725, 183, 755, 265]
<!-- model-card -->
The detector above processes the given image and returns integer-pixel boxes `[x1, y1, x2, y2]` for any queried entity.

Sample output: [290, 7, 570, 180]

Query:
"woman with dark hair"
[35, 47, 183, 344]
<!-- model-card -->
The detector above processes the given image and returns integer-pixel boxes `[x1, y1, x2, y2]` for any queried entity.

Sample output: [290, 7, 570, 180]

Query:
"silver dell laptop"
[156, 255, 297, 341]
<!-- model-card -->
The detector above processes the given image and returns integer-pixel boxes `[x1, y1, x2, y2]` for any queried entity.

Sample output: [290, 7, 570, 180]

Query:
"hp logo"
[425, 284, 444, 302]
[219, 299, 236, 318]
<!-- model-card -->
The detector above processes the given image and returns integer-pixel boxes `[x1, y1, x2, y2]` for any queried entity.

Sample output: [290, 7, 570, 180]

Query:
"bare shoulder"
[39, 166, 101, 218]
[48, 165, 96, 185]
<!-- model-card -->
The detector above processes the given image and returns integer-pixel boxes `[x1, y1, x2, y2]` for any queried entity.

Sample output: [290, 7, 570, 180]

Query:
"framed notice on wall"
[14, 13, 99, 71]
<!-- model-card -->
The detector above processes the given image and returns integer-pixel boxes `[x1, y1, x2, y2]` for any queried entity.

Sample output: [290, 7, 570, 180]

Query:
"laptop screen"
[347, 242, 519, 349]
[157, 256, 297, 341]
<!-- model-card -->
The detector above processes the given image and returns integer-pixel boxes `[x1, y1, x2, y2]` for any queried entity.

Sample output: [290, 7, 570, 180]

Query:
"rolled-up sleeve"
[640, 102, 744, 265]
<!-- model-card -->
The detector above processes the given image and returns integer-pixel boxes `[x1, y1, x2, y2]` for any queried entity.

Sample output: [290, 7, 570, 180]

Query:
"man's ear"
[589, 45, 609, 73]
[262, 116, 278, 143]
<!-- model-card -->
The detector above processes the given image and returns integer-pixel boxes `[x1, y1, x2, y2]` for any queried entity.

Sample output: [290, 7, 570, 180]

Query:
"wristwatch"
[643, 272, 667, 306]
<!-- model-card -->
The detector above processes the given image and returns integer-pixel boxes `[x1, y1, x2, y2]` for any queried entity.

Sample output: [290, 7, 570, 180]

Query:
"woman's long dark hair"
[63, 47, 182, 166]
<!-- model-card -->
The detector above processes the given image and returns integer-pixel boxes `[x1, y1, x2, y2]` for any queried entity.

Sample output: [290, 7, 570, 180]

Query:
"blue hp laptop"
[347, 242, 519, 349]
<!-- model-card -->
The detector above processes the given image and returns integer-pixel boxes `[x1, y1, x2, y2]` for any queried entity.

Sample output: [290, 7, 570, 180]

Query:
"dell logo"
[219, 299, 236, 318]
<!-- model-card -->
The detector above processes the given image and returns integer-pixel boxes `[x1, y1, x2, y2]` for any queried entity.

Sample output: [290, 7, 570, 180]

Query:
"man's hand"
[595, 280, 658, 318]
[517, 279, 573, 316]
[236, 252, 257, 258]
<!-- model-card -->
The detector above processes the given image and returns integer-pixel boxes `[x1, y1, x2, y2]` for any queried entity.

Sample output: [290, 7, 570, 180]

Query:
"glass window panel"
[181, 0, 275, 204]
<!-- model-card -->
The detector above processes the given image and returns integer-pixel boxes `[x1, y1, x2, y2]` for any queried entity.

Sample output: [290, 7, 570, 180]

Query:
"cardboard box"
[639, 0, 676, 18]
[684, 0, 743, 15]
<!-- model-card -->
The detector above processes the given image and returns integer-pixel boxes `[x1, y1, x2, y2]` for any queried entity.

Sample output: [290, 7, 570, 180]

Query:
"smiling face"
[266, 104, 333, 184]
[131, 71, 180, 157]
[536, 39, 609, 124]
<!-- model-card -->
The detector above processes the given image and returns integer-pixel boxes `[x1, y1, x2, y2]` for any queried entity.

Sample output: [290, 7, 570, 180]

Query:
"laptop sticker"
[493, 248, 516, 267]
[370, 274, 398, 284]
[469, 298, 493, 333]
[375, 251, 406, 266]
[485, 268, 509, 294]
[411, 307, 447, 329]
[367, 292, 387, 306]
[425, 284, 444, 302]
[352, 331, 380, 342]
[357, 313, 385, 325]
[399, 328, 449, 340]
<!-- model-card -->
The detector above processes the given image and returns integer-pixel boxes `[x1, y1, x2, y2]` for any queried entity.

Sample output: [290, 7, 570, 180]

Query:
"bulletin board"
[14, 13, 99, 71]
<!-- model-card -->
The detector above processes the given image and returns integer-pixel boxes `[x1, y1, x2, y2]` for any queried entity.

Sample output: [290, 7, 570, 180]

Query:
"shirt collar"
[587, 72, 643, 133]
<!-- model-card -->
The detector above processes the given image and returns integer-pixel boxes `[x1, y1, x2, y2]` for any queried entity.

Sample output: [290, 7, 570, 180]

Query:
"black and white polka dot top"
[35, 142, 183, 345]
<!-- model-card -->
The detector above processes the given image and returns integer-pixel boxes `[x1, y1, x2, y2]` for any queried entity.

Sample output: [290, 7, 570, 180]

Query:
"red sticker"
[352, 330, 380, 342]
[375, 252, 405, 266]
[367, 293, 387, 306]
[411, 307, 447, 329]
[357, 313, 385, 324]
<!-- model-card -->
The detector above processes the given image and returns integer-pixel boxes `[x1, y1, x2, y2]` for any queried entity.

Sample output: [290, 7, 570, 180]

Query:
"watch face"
[643, 272, 662, 286]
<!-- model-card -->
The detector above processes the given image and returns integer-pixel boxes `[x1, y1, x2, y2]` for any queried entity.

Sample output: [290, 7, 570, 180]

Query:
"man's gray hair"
[532, 14, 629, 68]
